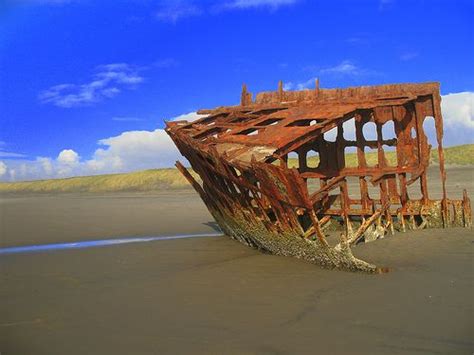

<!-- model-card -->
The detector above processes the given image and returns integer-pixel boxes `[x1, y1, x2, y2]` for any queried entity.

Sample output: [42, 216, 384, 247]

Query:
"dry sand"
[0, 167, 473, 354]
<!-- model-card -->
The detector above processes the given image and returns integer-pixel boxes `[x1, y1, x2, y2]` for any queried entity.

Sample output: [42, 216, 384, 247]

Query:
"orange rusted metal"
[166, 81, 471, 272]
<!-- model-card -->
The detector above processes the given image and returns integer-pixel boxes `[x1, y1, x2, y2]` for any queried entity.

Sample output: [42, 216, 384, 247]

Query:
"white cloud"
[0, 161, 7, 177]
[155, 1, 202, 23]
[85, 129, 178, 174]
[171, 111, 206, 122]
[0, 111, 208, 181]
[17, 0, 76, 4]
[346, 36, 370, 45]
[284, 61, 376, 90]
[155, 0, 299, 22]
[319, 60, 362, 76]
[0, 151, 27, 158]
[283, 78, 316, 91]
[153, 58, 180, 68]
[400, 52, 418, 61]
[0, 141, 28, 158]
[57, 149, 80, 165]
[442, 92, 474, 129]
[38, 63, 144, 108]
[83, 112, 206, 174]
[220, 0, 299, 10]
[112, 117, 144, 122]
[37, 157, 54, 176]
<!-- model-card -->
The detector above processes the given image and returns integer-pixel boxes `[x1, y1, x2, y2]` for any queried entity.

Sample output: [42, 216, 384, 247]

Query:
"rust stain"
[166, 81, 472, 273]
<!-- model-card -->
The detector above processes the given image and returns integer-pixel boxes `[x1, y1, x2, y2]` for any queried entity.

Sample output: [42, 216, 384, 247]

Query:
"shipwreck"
[166, 81, 471, 273]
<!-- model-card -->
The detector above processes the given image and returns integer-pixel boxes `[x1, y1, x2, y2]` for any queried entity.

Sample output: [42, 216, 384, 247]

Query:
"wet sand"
[0, 167, 473, 354]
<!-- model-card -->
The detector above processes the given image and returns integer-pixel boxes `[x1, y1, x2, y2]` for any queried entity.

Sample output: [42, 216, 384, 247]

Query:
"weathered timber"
[166, 81, 471, 273]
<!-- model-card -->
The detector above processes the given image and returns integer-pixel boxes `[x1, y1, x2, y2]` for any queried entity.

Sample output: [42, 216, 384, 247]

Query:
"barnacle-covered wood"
[166, 82, 471, 273]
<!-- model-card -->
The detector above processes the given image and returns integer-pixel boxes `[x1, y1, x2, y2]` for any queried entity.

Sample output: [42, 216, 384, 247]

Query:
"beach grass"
[288, 144, 474, 168]
[0, 168, 199, 193]
[1, 144, 472, 193]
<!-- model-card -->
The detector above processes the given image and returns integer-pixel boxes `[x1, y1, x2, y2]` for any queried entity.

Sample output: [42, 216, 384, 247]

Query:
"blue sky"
[0, 0, 473, 181]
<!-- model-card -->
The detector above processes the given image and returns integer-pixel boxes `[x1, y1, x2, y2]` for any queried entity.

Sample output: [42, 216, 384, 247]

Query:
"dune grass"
[436, 144, 474, 165]
[0, 169, 199, 194]
[288, 144, 474, 168]
[0, 144, 472, 194]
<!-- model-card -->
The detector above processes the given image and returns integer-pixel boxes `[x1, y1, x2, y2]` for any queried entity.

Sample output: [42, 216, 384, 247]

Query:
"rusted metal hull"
[166, 82, 471, 272]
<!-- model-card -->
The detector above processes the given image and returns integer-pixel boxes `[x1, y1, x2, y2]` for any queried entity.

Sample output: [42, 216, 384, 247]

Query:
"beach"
[0, 166, 473, 354]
